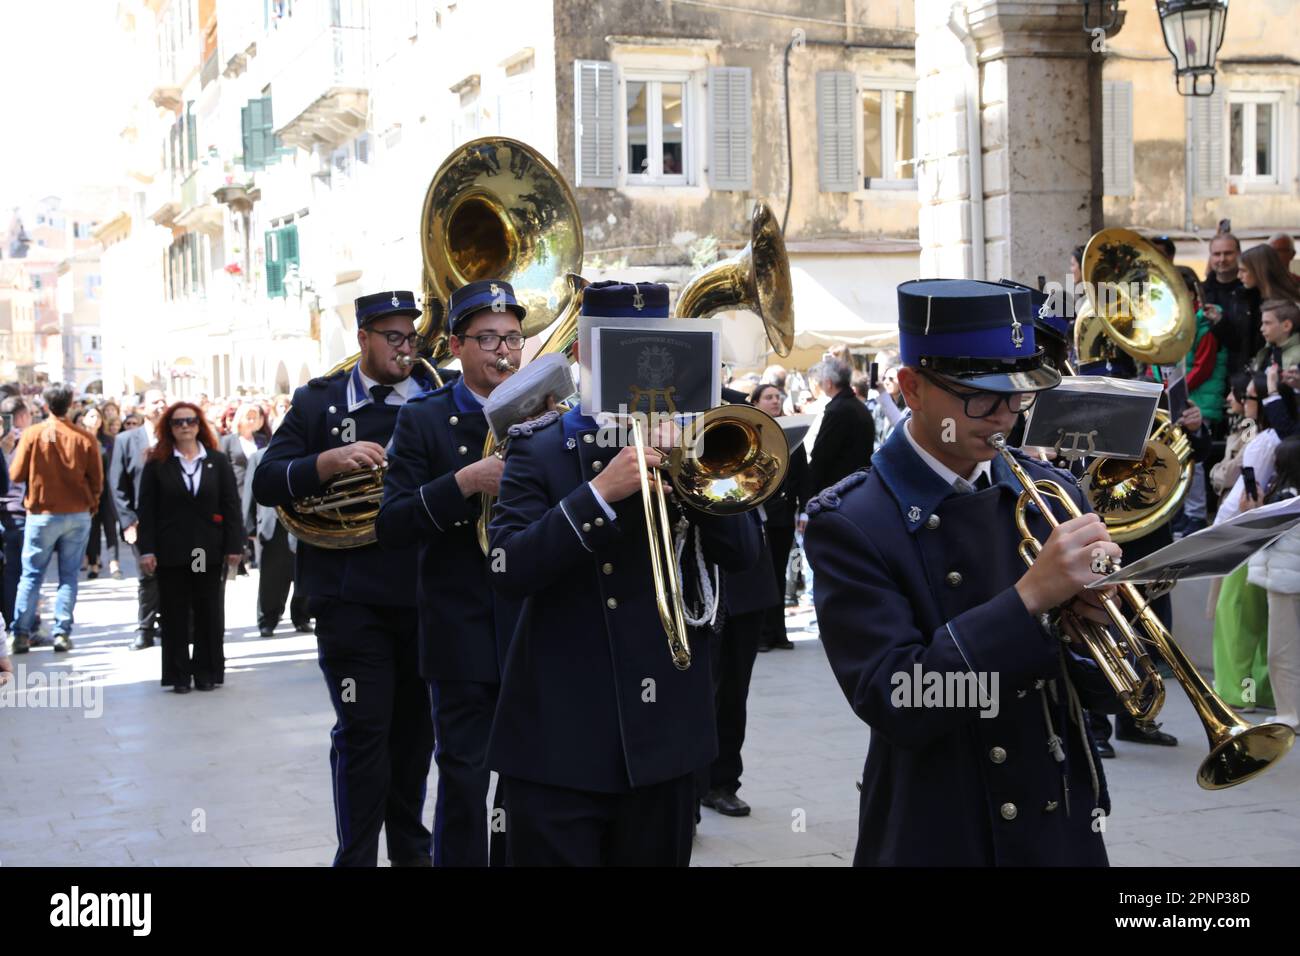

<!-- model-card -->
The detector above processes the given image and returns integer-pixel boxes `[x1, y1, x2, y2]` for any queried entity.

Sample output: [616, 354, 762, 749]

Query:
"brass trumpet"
[990, 433, 1295, 789]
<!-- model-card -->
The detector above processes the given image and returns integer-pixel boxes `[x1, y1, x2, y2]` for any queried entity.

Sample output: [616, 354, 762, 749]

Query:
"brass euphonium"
[1075, 228, 1197, 541]
[990, 433, 1294, 788]
[277, 466, 386, 549]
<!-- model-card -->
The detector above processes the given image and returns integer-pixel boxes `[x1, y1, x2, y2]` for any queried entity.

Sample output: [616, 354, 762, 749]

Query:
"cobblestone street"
[3, 559, 1299, 867]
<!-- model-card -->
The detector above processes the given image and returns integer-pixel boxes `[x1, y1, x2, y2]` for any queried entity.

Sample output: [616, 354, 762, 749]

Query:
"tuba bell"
[288, 137, 584, 549]
[676, 201, 795, 358]
[1075, 228, 1197, 540]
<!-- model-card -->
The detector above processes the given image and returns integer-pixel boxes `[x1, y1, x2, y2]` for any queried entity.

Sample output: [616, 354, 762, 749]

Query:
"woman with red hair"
[137, 402, 243, 693]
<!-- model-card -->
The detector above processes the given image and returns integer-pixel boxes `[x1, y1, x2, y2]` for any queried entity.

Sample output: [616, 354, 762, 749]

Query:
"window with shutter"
[708, 67, 752, 192]
[266, 230, 283, 298]
[1102, 80, 1134, 196]
[818, 72, 856, 192]
[574, 60, 617, 187]
[1191, 88, 1225, 197]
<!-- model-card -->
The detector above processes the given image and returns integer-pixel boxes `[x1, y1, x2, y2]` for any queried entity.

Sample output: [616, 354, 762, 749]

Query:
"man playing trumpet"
[805, 279, 1122, 866]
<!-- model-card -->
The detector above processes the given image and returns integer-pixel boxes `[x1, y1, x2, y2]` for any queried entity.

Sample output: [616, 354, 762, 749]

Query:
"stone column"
[916, 0, 1122, 285]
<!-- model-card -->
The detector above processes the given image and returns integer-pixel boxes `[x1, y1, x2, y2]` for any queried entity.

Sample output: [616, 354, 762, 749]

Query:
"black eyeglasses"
[170, 417, 199, 428]
[366, 330, 422, 349]
[920, 370, 1037, 419]
[459, 332, 525, 351]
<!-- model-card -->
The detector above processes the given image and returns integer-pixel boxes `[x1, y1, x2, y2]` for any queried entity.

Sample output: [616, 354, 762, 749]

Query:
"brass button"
[582, 433, 595, 444]
[449, 415, 459, 426]
[1044, 800, 1059, 812]
[1000, 802, 1018, 821]
[606, 597, 618, 609]
[989, 747, 1007, 764]
[582, 522, 592, 532]
[328, 405, 338, 414]
[946, 571, 962, 587]
[592, 461, 603, 472]
[602, 563, 614, 575]
[925, 514, 940, 530]
[458, 445, 468, 455]
[594, 517, 605, 527]
[330, 427, 340, 436]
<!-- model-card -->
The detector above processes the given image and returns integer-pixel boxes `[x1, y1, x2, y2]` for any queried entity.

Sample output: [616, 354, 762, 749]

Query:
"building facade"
[90, 0, 1300, 396]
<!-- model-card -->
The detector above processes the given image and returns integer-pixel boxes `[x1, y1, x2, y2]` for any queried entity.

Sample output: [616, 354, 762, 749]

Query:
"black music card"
[589, 326, 719, 415]
[1020, 375, 1161, 462]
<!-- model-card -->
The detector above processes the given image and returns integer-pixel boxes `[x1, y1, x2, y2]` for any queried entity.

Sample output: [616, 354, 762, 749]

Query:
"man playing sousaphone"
[484, 281, 761, 866]
[377, 279, 531, 866]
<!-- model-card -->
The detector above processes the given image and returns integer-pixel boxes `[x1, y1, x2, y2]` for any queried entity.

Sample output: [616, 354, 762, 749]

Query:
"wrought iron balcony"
[271, 24, 370, 151]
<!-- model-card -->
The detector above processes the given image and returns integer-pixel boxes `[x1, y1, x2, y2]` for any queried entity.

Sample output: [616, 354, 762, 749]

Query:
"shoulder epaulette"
[807, 468, 871, 517]
[307, 368, 348, 388]
[507, 409, 561, 439]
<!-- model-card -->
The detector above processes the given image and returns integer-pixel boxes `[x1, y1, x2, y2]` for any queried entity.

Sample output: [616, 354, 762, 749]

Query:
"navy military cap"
[897, 278, 1061, 393]
[447, 279, 527, 334]
[998, 278, 1070, 371]
[581, 281, 670, 319]
[355, 290, 421, 327]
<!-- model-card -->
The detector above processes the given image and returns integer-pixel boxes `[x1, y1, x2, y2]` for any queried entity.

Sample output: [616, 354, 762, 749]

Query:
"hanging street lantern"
[1155, 0, 1230, 96]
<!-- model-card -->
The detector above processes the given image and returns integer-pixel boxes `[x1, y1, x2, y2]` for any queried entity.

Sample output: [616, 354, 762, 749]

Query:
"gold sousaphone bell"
[1074, 228, 1197, 542]
[279, 138, 584, 549]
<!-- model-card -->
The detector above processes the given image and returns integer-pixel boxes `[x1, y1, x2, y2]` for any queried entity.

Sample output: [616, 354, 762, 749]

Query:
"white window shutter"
[1102, 80, 1133, 196]
[817, 71, 856, 192]
[708, 67, 752, 191]
[1192, 88, 1225, 197]
[574, 60, 617, 188]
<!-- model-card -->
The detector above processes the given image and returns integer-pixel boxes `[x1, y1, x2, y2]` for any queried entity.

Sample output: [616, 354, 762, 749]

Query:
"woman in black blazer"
[750, 384, 809, 651]
[138, 402, 243, 693]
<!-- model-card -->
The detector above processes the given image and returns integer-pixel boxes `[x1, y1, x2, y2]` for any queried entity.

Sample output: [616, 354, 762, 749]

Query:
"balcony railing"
[176, 164, 226, 233]
[271, 25, 371, 150]
[146, 173, 180, 227]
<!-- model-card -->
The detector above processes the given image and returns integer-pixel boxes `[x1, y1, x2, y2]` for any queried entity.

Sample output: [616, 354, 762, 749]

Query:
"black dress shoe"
[173, 685, 192, 694]
[1116, 723, 1178, 746]
[294, 622, 314, 634]
[701, 788, 751, 817]
[259, 627, 275, 637]
[194, 681, 215, 691]
[1095, 740, 1116, 759]
[132, 634, 155, 650]
[770, 638, 795, 650]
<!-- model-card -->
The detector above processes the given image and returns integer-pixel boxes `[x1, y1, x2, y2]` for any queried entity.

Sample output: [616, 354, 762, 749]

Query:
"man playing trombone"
[805, 279, 1123, 866]
[377, 279, 527, 866]
[252, 291, 440, 867]
[485, 282, 760, 866]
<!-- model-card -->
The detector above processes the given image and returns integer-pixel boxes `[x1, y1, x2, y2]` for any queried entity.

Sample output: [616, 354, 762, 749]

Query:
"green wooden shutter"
[265, 230, 283, 298]
[281, 224, 299, 269]
[241, 104, 254, 169]
[258, 96, 283, 167]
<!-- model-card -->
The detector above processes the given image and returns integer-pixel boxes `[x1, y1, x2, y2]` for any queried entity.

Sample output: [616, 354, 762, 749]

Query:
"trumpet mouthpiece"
[988, 433, 1007, 451]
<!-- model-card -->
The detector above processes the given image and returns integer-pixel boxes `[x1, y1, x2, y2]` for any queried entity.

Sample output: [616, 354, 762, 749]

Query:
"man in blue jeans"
[1, 396, 33, 635]
[7, 384, 102, 654]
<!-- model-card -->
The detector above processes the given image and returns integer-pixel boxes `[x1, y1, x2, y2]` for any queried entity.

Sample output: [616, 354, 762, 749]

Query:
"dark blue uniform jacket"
[486, 408, 761, 793]
[805, 425, 1120, 866]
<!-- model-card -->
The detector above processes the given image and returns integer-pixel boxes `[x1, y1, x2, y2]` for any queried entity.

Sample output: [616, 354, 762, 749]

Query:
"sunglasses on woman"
[170, 416, 199, 428]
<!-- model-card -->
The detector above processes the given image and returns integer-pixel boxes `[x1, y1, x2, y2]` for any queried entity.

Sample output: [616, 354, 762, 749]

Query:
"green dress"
[1212, 564, 1274, 708]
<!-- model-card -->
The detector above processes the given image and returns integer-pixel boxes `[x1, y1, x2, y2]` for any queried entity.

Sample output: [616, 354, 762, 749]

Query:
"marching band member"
[252, 291, 440, 867]
[377, 279, 527, 866]
[805, 279, 1122, 866]
[485, 282, 760, 866]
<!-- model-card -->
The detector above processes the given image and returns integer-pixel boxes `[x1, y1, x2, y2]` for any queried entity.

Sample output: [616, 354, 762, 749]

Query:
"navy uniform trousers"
[312, 597, 433, 866]
[253, 367, 436, 866]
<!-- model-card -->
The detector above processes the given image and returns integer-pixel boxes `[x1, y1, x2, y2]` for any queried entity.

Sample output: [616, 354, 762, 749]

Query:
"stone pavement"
[2, 556, 1298, 867]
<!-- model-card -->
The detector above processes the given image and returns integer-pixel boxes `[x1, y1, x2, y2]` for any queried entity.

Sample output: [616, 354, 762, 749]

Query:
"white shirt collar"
[173, 444, 208, 462]
[463, 383, 490, 406]
[351, 366, 419, 411]
[903, 419, 992, 489]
